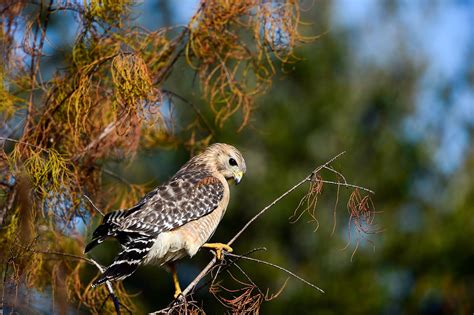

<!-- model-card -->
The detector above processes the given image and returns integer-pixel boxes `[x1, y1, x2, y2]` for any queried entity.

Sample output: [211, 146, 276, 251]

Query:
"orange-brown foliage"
[0, 0, 312, 312]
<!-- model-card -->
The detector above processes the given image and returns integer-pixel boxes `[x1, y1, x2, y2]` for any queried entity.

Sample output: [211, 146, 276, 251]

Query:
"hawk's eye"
[229, 158, 238, 166]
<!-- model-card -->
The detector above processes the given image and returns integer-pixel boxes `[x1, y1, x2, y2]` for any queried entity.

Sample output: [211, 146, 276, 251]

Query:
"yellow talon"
[202, 243, 233, 260]
[174, 288, 182, 299]
[170, 264, 182, 299]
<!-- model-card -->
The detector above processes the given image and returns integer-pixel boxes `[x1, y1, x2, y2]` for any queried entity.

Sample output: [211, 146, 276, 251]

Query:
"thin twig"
[89, 258, 121, 315]
[29, 249, 92, 263]
[229, 151, 346, 246]
[102, 168, 132, 187]
[232, 262, 265, 297]
[162, 89, 215, 137]
[83, 194, 105, 216]
[201, 247, 268, 294]
[180, 256, 218, 297]
[179, 152, 346, 298]
[20, 248, 121, 315]
[322, 165, 347, 185]
[226, 252, 325, 293]
[317, 179, 374, 194]
[228, 176, 310, 246]
[0, 136, 49, 153]
[75, 121, 117, 161]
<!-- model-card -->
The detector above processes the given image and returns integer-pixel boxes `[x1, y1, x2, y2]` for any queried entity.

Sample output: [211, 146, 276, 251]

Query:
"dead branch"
[102, 169, 132, 187]
[318, 179, 374, 194]
[151, 151, 377, 314]
[175, 152, 348, 303]
[0, 136, 50, 153]
[89, 258, 122, 315]
[231, 151, 347, 245]
[162, 89, 215, 137]
[201, 247, 269, 295]
[226, 252, 324, 293]
[75, 121, 118, 161]
[83, 194, 105, 217]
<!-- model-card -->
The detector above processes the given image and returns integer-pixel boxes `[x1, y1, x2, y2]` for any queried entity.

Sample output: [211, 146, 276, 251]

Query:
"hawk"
[85, 143, 246, 297]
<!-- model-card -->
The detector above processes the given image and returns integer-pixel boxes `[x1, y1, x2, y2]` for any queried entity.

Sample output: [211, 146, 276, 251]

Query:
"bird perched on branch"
[85, 143, 246, 297]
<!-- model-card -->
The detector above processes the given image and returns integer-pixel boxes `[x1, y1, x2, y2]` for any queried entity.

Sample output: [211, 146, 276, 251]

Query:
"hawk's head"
[204, 143, 246, 184]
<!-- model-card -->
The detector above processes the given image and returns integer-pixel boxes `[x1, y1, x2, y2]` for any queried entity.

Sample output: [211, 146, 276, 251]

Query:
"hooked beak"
[233, 171, 244, 184]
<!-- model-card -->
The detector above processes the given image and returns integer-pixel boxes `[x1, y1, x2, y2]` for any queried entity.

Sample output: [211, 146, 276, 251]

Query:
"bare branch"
[318, 179, 375, 194]
[232, 262, 265, 297]
[83, 195, 105, 217]
[0, 136, 49, 153]
[322, 165, 347, 185]
[228, 176, 311, 246]
[89, 258, 122, 315]
[162, 89, 215, 137]
[102, 168, 132, 187]
[75, 121, 117, 161]
[226, 252, 325, 293]
[180, 256, 218, 298]
[229, 151, 347, 246]
[179, 152, 347, 300]
[201, 247, 268, 293]
[19, 248, 122, 315]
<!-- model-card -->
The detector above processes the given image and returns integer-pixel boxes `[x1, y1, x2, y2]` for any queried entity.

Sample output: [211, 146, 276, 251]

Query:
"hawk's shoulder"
[120, 169, 225, 236]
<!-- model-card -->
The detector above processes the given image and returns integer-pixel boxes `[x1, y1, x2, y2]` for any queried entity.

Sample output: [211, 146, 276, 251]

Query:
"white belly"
[143, 202, 227, 266]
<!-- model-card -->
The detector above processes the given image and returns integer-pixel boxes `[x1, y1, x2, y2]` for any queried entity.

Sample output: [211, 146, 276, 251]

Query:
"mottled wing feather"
[90, 170, 224, 286]
[119, 170, 224, 236]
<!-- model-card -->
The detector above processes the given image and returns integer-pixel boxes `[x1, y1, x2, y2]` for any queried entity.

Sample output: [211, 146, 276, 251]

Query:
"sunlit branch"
[178, 152, 347, 301]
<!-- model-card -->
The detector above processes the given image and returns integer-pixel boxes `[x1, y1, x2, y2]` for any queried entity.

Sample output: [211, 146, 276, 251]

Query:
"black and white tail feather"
[85, 206, 155, 287]
[84, 163, 229, 287]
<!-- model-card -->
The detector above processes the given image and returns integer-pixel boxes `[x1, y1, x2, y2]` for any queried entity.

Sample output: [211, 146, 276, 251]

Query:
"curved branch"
[178, 152, 347, 299]
[226, 252, 324, 293]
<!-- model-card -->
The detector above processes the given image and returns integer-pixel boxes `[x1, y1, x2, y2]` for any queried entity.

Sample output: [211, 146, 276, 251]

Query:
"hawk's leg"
[202, 243, 233, 260]
[170, 263, 182, 298]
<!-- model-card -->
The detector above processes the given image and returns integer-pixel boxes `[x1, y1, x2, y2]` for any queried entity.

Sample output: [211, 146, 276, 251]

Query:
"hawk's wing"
[89, 170, 225, 287]
[120, 170, 225, 236]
